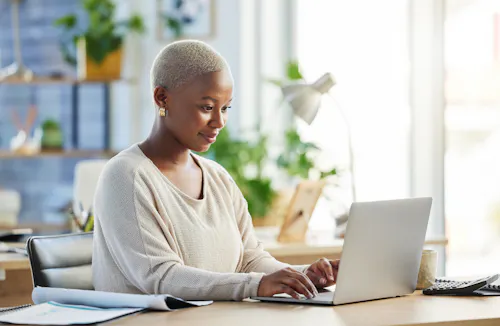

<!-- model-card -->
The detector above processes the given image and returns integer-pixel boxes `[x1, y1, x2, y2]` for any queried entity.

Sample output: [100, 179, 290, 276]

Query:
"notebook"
[0, 302, 142, 325]
[32, 287, 213, 311]
[0, 287, 213, 325]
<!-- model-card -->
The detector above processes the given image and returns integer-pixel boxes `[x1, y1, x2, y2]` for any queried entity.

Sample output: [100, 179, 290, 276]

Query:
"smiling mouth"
[200, 133, 217, 144]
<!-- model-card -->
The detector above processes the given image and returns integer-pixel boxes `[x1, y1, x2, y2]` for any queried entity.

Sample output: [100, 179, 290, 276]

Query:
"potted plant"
[41, 119, 64, 151]
[199, 126, 336, 227]
[277, 128, 337, 181]
[54, 0, 145, 80]
[198, 128, 276, 221]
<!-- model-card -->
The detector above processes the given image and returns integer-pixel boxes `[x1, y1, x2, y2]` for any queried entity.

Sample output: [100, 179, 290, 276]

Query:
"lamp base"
[0, 62, 34, 82]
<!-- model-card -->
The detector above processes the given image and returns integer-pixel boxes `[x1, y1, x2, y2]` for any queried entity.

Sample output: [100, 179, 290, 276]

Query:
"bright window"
[295, 0, 411, 230]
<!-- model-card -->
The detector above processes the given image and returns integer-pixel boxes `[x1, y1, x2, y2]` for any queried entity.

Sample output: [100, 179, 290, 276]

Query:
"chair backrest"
[73, 160, 107, 220]
[26, 232, 94, 289]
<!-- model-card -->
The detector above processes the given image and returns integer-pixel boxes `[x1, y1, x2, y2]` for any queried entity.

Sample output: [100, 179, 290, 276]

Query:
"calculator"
[423, 274, 499, 295]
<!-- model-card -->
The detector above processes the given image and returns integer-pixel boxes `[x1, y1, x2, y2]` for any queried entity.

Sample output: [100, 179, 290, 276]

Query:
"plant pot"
[77, 39, 122, 81]
[41, 128, 64, 150]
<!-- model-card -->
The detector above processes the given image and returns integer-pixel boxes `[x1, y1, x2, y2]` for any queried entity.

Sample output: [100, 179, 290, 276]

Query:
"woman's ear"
[153, 86, 168, 108]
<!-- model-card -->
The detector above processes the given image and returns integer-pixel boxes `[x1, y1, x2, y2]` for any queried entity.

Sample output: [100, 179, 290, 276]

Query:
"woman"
[92, 40, 339, 301]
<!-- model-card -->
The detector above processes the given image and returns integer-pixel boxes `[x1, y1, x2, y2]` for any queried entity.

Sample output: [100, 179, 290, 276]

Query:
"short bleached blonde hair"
[150, 40, 232, 91]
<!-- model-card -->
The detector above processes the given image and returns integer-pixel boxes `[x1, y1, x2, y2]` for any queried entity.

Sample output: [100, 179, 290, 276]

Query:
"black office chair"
[26, 232, 94, 290]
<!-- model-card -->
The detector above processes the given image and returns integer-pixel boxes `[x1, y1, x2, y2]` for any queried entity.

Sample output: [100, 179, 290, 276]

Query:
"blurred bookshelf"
[0, 150, 116, 159]
[0, 76, 129, 85]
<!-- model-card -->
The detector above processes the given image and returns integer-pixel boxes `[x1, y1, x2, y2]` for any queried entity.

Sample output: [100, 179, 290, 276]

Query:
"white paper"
[0, 302, 143, 325]
[32, 287, 212, 311]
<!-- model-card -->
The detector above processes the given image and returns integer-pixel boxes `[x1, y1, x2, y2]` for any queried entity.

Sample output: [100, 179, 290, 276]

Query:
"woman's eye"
[222, 106, 231, 112]
[201, 105, 213, 111]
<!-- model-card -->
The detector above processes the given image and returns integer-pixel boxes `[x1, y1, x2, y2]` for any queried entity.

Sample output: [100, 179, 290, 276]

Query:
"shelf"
[0, 222, 70, 234]
[0, 76, 126, 85]
[0, 150, 115, 159]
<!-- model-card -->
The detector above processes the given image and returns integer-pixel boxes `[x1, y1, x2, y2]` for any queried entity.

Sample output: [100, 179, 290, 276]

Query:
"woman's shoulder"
[101, 144, 149, 181]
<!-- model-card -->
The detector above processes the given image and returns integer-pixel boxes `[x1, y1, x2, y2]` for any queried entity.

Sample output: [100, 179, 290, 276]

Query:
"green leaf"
[286, 60, 304, 80]
[244, 178, 275, 218]
[165, 15, 183, 38]
[320, 168, 337, 179]
[59, 40, 77, 66]
[197, 128, 276, 218]
[127, 14, 146, 33]
[54, 15, 77, 29]
[42, 119, 61, 130]
[53, 0, 145, 66]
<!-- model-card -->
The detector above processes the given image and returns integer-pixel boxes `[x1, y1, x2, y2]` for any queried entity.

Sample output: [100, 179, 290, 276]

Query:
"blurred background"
[0, 0, 499, 277]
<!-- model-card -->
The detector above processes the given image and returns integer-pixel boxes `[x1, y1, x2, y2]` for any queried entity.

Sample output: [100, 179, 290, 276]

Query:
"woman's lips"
[200, 133, 217, 143]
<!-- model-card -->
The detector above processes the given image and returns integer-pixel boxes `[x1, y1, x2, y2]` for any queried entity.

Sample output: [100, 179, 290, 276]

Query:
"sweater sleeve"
[229, 177, 309, 274]
[94, 161, 264, 301]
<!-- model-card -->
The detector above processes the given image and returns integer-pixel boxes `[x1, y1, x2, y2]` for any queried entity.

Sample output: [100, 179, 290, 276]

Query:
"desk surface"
[0, 253, 29, 271]
[109, 292, 500, 326]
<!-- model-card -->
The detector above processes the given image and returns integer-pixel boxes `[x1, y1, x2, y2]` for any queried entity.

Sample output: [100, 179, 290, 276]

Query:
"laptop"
[252, 197, 433, 306]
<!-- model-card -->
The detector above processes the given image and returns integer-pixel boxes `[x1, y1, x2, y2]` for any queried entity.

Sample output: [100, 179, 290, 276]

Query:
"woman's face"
[155, 70, 233, 152]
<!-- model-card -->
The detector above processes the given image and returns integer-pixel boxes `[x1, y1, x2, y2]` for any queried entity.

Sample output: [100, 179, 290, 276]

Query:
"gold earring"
[159, 107, 166, 117]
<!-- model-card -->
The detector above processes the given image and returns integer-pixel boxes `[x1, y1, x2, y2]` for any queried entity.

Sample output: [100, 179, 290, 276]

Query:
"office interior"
[0, 0, 499, 314]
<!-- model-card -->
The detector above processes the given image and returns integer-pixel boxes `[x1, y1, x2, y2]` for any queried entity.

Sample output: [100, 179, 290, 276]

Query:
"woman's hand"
[257, 267, 319, 299]
[305, 258, 340, 288]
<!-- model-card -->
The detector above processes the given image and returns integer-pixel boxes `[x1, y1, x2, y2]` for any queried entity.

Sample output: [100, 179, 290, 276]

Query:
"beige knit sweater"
[92, 144, 304, 301]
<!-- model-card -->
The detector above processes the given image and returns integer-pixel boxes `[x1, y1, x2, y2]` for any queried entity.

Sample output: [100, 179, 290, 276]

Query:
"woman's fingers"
[286, 268, 318, 295]
[280, 284, 301, 300]
[305, 268, 324, 286]
[330, 259, 340, 282]
[257, 267, 323, 298]
[306, 258, 341, 287]
[282, 276, 315, 299]
[318, 258, 335, 282]
[306, 263, 327, 286]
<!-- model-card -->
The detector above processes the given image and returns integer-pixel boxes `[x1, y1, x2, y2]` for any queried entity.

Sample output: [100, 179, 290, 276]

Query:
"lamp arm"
[326, 92, 357, 202]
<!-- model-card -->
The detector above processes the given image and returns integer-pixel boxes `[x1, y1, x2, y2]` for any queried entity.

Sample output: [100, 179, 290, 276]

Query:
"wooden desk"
[0, 236, 448, 307]
[108, 292, 500, 326]
[0, 252, 32, 307]
[265, 236, 448, 265]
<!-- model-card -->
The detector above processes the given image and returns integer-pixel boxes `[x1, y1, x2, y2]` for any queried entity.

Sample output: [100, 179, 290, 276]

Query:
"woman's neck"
[139, 120, 191, 169]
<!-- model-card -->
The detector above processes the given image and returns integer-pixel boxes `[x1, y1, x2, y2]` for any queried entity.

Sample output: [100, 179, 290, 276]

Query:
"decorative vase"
[77, 39, 122, 81]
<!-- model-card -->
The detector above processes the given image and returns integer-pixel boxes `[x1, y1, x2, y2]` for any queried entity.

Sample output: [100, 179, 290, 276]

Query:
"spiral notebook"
[0, 303, 142, 325]
[0, 287, 213, 325]
[0, 304, 32, 314]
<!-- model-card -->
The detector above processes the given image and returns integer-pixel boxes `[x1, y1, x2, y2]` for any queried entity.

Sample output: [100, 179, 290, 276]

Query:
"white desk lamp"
[281, 72, 357, 202]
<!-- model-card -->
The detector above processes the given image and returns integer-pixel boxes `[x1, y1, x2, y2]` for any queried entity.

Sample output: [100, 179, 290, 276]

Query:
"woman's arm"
[229, 179, 309, 274]
[94, 163, 264, 301]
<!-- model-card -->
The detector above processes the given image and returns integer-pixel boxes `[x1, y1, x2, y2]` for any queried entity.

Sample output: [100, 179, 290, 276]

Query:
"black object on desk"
[0, 228, 32, 243]
[423, 274, 500, 296]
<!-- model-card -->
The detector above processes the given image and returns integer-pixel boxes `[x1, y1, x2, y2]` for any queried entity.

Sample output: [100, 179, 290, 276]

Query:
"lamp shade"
[281, 72, 336, 125]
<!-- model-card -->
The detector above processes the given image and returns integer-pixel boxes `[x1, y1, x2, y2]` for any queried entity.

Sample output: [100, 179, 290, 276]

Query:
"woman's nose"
[211, 111, 225, 128]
